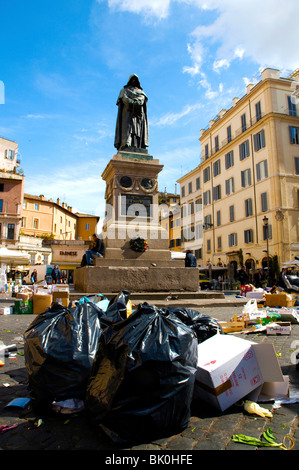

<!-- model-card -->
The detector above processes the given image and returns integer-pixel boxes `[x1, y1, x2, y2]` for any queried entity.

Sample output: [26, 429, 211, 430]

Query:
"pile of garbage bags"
[24, 291, 223, 443]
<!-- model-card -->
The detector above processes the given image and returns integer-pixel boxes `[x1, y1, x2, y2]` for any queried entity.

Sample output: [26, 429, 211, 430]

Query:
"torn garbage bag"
[24, 301, 105, 411]
[165, 307, 223, 343]
[86, 303, 198, 443]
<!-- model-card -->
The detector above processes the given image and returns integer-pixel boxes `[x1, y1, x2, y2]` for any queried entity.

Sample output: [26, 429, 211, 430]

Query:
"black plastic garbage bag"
[104, 289, 131, 323]
[86, 303, 198, 443]
[24, 301, 105, 410]
[165, 307, 223, 343]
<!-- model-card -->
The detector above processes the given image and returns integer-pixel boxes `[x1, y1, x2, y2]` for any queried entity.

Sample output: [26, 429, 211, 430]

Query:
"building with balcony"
[0, 137, 24, 246]
[177, 67, 299, 283]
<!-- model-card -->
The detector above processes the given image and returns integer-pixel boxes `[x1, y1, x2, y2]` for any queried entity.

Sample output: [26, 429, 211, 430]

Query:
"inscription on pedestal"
[121, 194, 153, 217]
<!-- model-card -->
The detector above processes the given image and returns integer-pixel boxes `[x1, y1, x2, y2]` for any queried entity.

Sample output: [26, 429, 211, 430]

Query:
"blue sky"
[1, 0, 299, 219]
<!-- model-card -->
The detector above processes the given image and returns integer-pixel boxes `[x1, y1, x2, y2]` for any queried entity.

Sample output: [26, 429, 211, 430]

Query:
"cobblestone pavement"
[0, 299, 298, 454]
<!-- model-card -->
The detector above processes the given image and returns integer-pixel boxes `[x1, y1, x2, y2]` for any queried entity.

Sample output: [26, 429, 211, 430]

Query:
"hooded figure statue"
[114, 74, 149, 152]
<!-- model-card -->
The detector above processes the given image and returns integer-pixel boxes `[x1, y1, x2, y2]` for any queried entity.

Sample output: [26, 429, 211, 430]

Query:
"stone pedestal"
[74, 150, 198, 293]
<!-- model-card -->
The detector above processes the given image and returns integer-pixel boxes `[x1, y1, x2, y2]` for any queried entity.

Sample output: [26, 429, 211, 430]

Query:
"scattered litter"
[243, 400, 273, 418]
[0, 423, 18, 434]
[232, 427, 294, 450]
[52, 398, 85, 414]
[5, 397, 31, 409]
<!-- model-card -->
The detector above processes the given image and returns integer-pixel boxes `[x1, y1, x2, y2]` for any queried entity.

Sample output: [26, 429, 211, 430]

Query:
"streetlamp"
[263, 216, 270, 284]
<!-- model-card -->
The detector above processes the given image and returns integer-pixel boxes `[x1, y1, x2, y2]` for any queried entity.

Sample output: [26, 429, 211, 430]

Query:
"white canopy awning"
[0, 247, 30, 267]
[282, 259, 299, 267]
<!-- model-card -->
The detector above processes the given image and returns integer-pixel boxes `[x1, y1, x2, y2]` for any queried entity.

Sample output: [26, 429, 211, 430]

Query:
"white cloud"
[213, 59, 230, 73]
[151, 103, 202, 126]
[182, 0, 299, 74]
[98, 0, 171, 20]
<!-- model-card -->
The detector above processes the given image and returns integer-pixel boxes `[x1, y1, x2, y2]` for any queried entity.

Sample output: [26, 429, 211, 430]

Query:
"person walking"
[51, 265, 62, 284]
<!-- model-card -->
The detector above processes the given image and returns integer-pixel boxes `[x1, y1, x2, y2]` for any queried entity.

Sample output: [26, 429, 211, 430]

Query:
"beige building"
[159, 190, 182, 252]
[0, 137, 24, 246]
[22, 194, 77, 240]
[178, 67, 299, 282]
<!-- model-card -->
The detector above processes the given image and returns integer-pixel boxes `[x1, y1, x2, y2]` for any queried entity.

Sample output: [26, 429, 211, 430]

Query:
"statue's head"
[126, 74, 142, 89]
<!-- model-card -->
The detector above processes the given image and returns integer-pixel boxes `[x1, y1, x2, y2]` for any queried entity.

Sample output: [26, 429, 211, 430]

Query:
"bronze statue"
[114, 74, 149, 152]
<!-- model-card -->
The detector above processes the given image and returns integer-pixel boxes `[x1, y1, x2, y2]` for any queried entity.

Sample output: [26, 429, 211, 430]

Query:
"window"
[261, 192, 268, 212]
[216, 210, 221, 226]
[217, 236, 222, 250]
[33, 219, 38, 229]
[205, 144, 209, 159]
[256, 160, 268, 181]
[225, 150, 234, 169]
[0, 200, 3, 212]
[239, 140, 250, 160]
[0, 183, 3, 192]
[195, 224, 203, 240]
[255, 101, 262, 121]
[203, 190, 211, 205]
[203, 167, 210, 182]
[204, 214, 212, 228]
[34, 203, 39, 211]
[228, 233, 237, 247]
[207, 239, 211, 252]
[253, 129, 265, 151]
[181, 186, 185, 197]
[245, 198, 253, 217]
[213, 184, 221, 201]
[288, 96, 297, 117]
[7, 224, 15, 240]
[295, 157, 299, 175]
[289, 126, 299, 145]
[188, 182, 192, 194]
[227, 125, 232, 143]
[241, 113, 247, 132]
[196, 177, 200, 190]
[215, 135, 219, 152]
[241, 168, 251, 187]
[244, 229, 254, 244]
[23, 201, 27, 209]
[229, 205, 235, 222]
[60, 216, 63, 223]
[195, 198, 202, 212]
[190, 202, 194, 215]
[21, 217, 26, 228]
[225, 177, 234, 195]
[5, 149, 15, 160]
[213, 159, 221, 176]
[85, 223, 90, 231]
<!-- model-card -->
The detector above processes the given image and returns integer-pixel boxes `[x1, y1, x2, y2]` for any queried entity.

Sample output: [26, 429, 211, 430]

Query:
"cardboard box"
[33, 294, 52, 315]
[265, 293, 296, 307]
[193, 334, 284, 411]
[14, 300, 33, 314]
[266, 322, 291, 335]
[16, 292, 32, 301]
[0, 306, 13, 315]
[52, 291, 69, 307]
[218, 321, 245, 333]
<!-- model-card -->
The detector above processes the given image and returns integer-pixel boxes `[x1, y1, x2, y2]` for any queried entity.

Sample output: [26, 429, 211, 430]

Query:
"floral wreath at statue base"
[129, 236, 148, 252]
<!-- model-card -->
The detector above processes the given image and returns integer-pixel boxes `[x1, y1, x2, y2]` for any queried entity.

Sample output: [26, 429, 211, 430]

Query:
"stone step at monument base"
[95, 258, 184, 267]
[74, 264, 199, 293]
